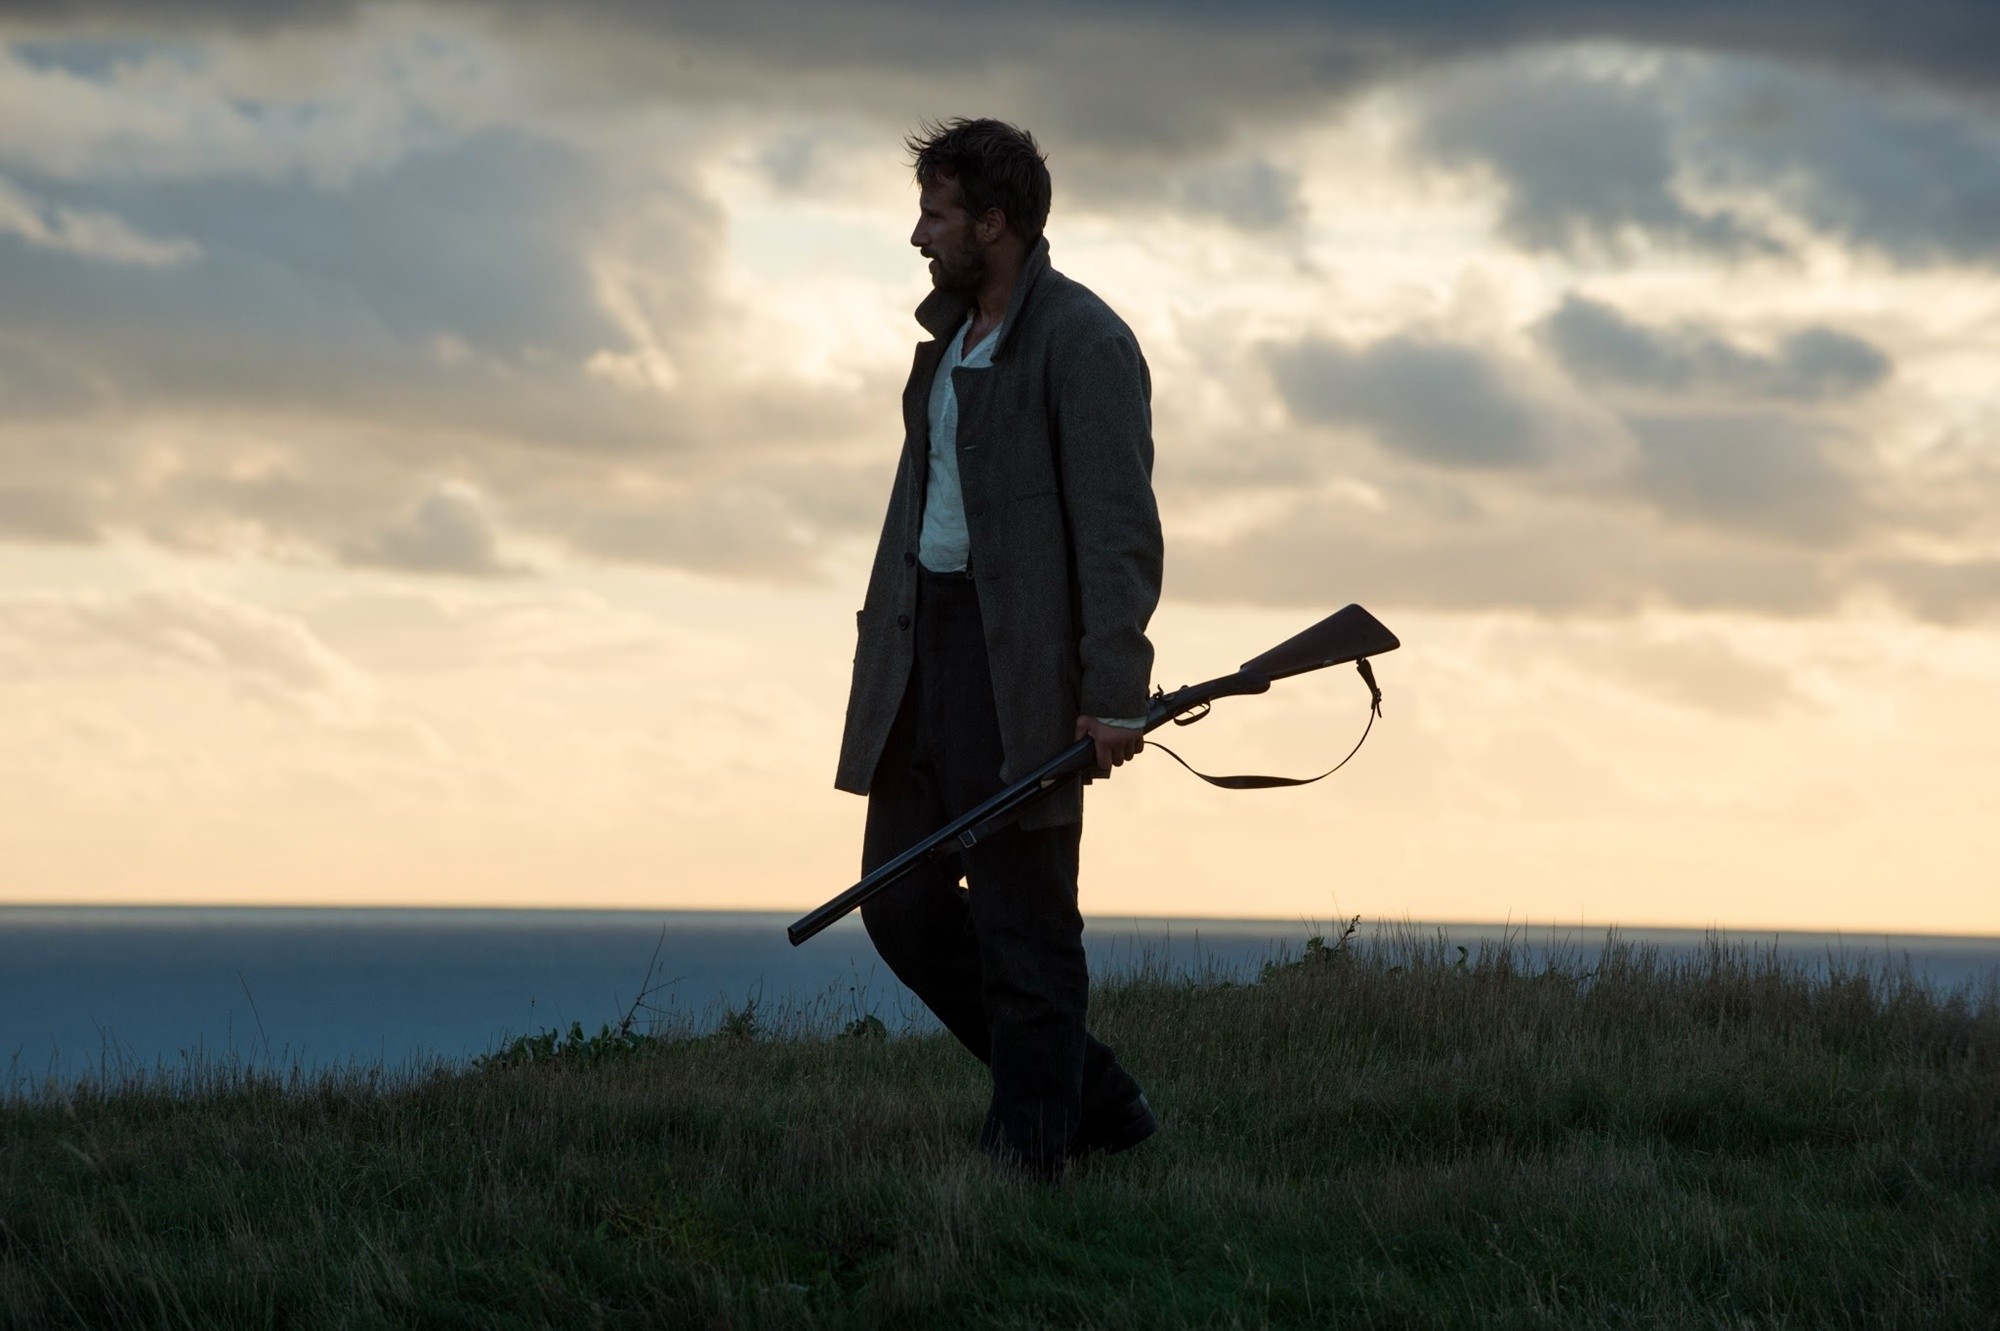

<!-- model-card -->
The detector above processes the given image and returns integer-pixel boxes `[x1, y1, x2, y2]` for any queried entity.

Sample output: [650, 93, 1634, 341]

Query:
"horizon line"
[4, 900, 1997, 943]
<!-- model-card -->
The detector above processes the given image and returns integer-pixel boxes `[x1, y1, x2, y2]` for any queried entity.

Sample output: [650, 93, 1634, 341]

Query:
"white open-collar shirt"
[919, 311, 1144, 731]
[918, 310, 998, 576]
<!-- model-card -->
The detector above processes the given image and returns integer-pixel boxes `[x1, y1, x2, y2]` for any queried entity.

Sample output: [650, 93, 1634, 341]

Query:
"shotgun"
[788, 603, 1399, 947]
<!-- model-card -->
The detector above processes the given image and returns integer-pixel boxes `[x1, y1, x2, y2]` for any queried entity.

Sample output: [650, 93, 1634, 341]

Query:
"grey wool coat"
[834, 236, 1164, 831]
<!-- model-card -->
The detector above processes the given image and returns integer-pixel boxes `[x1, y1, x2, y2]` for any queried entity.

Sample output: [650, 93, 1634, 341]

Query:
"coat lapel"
[909, 236, 1053, 359]
[989, 236, 1050, 362]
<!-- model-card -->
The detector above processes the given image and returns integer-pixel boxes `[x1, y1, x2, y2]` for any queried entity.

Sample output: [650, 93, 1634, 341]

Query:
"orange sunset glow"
[2, 7, 1996, 934]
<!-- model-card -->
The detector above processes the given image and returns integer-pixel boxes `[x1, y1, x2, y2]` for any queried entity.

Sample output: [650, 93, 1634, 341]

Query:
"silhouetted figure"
[834, 117, 1163, 1179]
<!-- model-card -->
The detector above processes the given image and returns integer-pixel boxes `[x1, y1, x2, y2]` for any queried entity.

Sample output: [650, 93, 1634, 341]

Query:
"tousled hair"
[905, 117, 1051, 244]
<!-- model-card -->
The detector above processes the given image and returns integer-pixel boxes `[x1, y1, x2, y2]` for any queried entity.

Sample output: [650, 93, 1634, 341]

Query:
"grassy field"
[4, 926, 1997, 1329]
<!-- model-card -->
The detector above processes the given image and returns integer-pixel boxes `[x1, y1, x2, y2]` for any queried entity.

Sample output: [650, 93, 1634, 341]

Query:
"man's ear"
[977, 208, 1007, 243]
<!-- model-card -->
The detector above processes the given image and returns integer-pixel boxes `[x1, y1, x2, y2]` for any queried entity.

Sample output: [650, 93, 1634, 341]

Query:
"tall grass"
[3, 927, 1996, 1329]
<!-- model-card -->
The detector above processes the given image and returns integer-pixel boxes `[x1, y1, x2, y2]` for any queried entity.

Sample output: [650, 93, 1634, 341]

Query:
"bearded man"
[834, 117, 1164, 1179]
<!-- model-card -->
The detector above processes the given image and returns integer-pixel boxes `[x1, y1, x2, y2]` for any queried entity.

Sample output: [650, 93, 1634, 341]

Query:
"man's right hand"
[1074, 715, 1144, 779]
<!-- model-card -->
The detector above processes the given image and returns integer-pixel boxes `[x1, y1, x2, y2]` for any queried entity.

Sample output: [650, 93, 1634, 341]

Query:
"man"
[833, 117, 1164, 1179]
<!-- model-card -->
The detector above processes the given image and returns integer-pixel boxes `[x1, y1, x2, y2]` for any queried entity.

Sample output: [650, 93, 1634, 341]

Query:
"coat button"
[903, 551, 915, 566]
[897, 614, 911, 629]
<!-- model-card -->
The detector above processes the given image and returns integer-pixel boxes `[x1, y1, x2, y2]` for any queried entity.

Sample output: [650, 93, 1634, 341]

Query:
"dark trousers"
[861, 566, 1138, 1170]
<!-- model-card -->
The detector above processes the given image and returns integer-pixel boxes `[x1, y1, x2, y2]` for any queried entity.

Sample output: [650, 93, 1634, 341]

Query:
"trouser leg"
[859, 674, 991, 1058]
[961, 817, 1086, 1166]
[858, 568, 1134, 1169]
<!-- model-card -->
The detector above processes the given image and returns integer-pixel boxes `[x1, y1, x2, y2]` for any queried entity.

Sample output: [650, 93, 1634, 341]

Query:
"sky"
[2, 2, 1996, 933]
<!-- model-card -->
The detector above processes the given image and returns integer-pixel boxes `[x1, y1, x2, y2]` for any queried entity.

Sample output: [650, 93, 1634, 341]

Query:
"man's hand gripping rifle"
[788, 603, 1400, 947]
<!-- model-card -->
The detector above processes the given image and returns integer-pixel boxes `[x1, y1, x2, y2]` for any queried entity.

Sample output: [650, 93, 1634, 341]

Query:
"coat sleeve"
[1050, 326, 1163, 719]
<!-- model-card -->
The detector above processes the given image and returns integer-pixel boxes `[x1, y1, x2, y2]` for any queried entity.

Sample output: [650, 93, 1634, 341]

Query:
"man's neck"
[970, 241, 1027, 331]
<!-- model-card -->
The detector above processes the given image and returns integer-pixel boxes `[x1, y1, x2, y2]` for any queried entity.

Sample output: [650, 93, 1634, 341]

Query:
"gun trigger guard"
[1172, 700, 1211, 727]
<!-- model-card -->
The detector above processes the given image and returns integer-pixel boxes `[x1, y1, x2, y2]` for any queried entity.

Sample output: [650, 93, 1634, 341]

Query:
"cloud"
[552, 482, 831, 582]
[1167, 488, 1848, 618]
[0, 8, 1994, 627]
[0, 41, 898, 581]
[1262, 333, 1608, 472]
[8, 3, 2000, 166]
[1684, 58, 2000, 266]
[1415, 54, 1778, 261]
[1179, 156, 1306, 231]
[1056, 150, 1310, 233]
[0, 584, 375, 719]
[1158, 397, 1965, 619]
[0, 116, 854, 576]
[0, 171, 201, 263]
[754, 133, 821, 192]
[1414, 48, 2000, 270]
[0, 22, 510, 187]
[1623, 414, 1866, 545]
[0, 485, 97, 540]
[1537, 295, 1891, 401]
[1860, 557, 2000, 624]
[0, 6, 358, 36]
[0, 128, 639, 409]
[1577, 627, 1805, 718]
[342, 479, 525, 578]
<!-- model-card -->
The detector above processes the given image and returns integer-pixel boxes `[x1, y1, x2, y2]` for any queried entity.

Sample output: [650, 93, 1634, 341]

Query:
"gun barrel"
[787, 604, 1400, 947]
[787, 734, 1100, 946]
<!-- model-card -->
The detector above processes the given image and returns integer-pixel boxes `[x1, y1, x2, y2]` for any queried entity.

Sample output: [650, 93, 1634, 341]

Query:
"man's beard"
[930, 246, 986, 294]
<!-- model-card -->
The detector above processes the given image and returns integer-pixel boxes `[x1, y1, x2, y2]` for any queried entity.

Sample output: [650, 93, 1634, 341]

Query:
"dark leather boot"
[1071, 1065, 1158, 1159]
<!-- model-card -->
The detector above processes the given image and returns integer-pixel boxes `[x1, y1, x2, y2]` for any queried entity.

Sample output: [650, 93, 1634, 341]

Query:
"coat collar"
[913, 234, 1052, 361]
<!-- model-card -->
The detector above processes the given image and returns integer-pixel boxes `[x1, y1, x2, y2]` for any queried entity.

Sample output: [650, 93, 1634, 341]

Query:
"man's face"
[911, 177, 989, 295]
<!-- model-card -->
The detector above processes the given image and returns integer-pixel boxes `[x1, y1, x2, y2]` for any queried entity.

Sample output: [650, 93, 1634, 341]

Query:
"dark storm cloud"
[1417, 62, 1778, 261]
[1686, 61, 2000, 266]
[0, 1, 351, 22]
[11, 1, 2000, 147]
[9, 4, 1998, 277]
[1418, 53, 2000, 269]
[474, 0, 2000, 267]
[1538, 296, 1891, 401]
[0, 123, 850, 476]
[0, 129, 623, 384]
[1263, 335, 1555, 470]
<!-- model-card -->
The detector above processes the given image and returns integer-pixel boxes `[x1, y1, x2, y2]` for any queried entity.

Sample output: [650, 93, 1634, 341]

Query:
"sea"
[5, 907, 1998, 1097]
